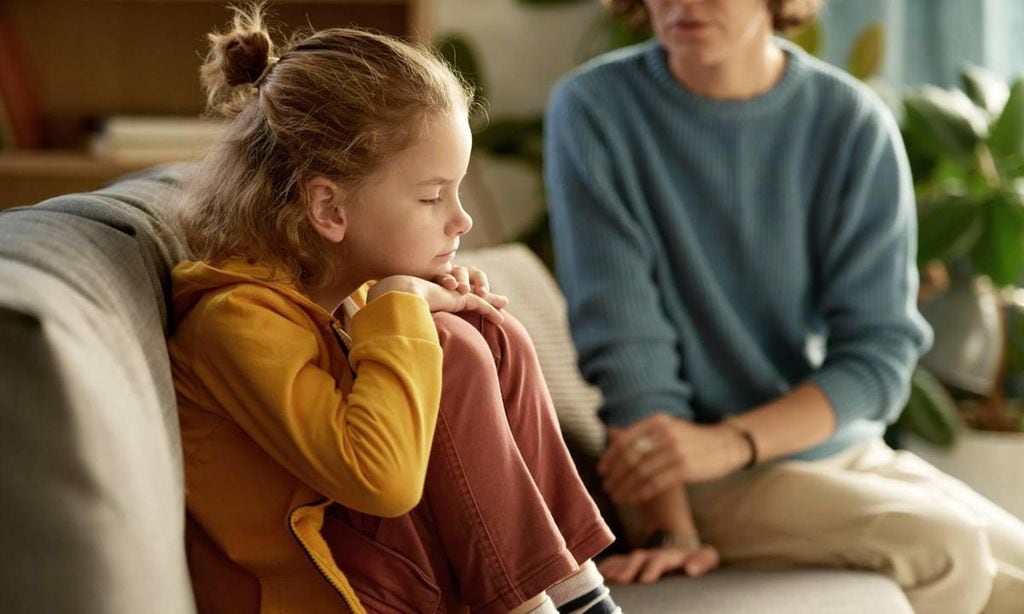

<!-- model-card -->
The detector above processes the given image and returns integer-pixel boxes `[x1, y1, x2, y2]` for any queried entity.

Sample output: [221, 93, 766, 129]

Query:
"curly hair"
[602, 0, 823, 33]
[179, 3, 474, 292]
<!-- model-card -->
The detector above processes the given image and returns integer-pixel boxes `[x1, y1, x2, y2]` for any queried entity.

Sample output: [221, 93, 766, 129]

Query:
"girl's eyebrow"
[418, 177, 452, 186]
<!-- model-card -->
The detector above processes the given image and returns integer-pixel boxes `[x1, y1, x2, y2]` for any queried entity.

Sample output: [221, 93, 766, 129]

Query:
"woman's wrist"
[717, 417, 757, 471]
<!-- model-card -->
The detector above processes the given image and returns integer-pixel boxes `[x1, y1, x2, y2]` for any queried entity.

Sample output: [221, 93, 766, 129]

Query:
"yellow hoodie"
[168, 259, 443, 613]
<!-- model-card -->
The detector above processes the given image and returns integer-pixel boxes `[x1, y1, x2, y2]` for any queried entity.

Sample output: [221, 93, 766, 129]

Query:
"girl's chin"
[435, 261, 454, 275]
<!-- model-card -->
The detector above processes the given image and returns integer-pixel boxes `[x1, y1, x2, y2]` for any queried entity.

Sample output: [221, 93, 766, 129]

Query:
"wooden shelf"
[0, 150, 159, 209]
[0, 0, 431, 209]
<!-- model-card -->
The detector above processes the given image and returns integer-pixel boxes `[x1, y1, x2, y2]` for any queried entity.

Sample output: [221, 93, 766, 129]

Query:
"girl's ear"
[306, 177, 347, 243]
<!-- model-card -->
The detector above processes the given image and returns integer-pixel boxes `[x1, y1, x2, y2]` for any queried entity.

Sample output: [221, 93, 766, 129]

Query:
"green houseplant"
[902, 66, 1024, 436]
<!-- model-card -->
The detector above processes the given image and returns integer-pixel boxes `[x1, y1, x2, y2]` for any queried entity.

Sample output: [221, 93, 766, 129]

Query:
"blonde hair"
[180, 4, 474, 292]
[603, 0, 823, 33]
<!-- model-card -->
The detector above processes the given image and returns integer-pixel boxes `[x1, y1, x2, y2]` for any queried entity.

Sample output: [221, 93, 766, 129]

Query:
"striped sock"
[547, 561, 621, 614]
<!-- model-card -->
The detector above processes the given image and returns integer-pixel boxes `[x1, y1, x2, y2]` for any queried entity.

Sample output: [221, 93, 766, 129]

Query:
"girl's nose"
[448, 203, 473, 237]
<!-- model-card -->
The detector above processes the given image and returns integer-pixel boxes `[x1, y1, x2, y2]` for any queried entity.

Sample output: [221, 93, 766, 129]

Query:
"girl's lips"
[436, 250, 457, 261]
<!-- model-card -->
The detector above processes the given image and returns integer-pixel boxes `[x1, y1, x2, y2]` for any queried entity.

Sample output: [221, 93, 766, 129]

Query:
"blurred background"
[1, 0, 1022, 518]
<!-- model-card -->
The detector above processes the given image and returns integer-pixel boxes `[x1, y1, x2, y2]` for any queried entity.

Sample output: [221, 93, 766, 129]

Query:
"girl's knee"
[491, 311, 535, 354]
[433, 311, 484, 347]
[432, 311, 497, 372]
[434, 310, 535, 364]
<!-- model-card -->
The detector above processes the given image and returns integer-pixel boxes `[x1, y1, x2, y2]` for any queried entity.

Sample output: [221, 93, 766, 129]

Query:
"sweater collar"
[643, 37, 809, 118]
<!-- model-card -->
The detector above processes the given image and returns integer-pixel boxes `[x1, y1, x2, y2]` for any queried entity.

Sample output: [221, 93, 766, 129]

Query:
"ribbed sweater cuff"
[807, 366, 885, 429]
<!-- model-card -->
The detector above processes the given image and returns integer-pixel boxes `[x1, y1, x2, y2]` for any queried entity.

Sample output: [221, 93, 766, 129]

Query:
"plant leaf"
[970, 193, 1024, 287]
[847, 21, 885, 81]
[433, 33, 486, 101]
[988, 76, 1024, 164]
[898, 367, 961, 447]
[962, 64, 1009, 118]
[787, 18, 822, 57]
[903, 86, 989, 161]
[917, 200, 985, 265]
[474, 117, 545, 169]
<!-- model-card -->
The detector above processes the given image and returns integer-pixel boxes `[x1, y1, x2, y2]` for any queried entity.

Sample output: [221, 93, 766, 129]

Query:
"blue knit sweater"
[544, 40, 933, 460]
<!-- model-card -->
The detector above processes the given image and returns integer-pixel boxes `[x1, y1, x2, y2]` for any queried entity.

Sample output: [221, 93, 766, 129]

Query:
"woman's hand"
[598, 543, 720, 584]
[368, 273, 507, 325]
[598, 414, 750, 504]
[434, 264, 510, 310]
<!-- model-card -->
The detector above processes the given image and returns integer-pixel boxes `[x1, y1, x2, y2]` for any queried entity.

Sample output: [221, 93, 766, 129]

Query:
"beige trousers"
[687, 438, 1024, 614]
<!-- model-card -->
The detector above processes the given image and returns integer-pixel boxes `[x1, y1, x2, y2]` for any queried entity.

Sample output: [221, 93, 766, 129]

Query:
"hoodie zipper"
[329, 320, 352, 353]
[288, 499, 357, 613]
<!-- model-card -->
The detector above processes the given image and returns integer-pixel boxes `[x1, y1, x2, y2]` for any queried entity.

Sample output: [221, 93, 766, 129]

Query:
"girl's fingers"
[462, 268, 508, 308]
[469, 267, 489, 295]
[464, 293, 503, 324]
[451, 265, 471, 294]
[435, 274, 458, 291]
[485, 293, 510, 309]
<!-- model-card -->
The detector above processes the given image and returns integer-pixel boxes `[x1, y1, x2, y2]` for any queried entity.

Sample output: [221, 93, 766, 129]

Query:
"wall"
[431, 0, 605, 247]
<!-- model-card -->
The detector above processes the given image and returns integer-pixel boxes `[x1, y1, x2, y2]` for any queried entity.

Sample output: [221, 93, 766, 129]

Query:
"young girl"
[167, 7, 618, 613]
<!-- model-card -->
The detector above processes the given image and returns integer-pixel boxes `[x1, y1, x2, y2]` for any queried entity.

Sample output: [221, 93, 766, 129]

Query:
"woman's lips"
[668, 20, 711, 37]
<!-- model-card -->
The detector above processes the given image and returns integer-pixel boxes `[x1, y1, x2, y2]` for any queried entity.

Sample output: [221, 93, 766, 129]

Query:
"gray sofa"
[0, 165, 912, 612]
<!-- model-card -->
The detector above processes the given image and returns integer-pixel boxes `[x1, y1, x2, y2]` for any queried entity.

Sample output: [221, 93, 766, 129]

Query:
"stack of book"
[89, 115, 227, 165]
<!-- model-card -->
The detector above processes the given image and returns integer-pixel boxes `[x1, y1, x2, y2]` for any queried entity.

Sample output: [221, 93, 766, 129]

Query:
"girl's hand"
[434, 264, 510, 311]
[598, 414, 751, 504]
[598, 543, 720, 584]
[368, 275, 505, 325]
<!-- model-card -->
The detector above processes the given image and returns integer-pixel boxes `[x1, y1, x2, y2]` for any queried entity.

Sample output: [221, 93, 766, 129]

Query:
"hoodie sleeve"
[188, 287, 442, 518]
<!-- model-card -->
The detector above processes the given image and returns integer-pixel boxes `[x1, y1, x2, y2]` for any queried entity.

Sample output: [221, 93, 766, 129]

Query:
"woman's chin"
[660, 36, 724, 67]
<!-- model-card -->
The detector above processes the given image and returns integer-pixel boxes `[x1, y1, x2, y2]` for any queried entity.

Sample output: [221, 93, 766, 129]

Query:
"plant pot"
[903, 429, 1024, 521]
[918, 274, 1002, 396]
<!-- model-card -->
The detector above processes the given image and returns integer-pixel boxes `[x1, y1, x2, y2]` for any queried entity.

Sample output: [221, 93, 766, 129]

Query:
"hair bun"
[200, 5, 275, 118]
[221, 30, 272, 86]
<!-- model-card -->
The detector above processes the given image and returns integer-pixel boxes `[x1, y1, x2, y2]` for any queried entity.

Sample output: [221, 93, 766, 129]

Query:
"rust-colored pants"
[322, 311, 614, 614]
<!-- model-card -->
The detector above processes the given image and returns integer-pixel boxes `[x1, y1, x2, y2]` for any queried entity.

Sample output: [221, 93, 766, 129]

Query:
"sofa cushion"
[0, 167, 196, 613]
[610, 568, 913, 613]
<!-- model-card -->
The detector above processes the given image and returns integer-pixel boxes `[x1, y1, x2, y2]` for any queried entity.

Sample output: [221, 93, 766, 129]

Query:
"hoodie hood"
[172, 259, 333, 327]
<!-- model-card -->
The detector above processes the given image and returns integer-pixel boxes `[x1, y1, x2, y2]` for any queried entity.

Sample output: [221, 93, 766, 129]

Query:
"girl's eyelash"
[421, 197, 443, 205]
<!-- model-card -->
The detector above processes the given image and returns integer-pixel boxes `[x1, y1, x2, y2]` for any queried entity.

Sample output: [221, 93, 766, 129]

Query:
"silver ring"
[632, 435, 655, 456]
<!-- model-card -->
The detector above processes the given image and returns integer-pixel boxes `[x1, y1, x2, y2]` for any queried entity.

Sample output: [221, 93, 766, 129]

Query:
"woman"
[545, 0, 1024, 611]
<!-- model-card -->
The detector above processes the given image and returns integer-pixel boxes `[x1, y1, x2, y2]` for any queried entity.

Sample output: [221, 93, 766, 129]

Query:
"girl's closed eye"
[420, 195, 443, 206]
